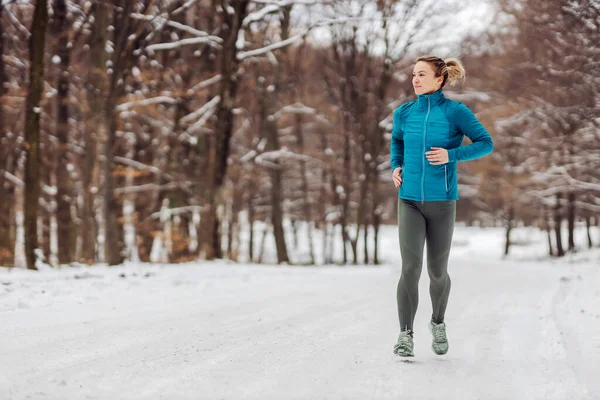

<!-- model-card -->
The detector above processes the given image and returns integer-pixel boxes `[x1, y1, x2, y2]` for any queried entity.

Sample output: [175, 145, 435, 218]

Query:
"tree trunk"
[354, 176, 369, 265]
[290, 219, 298, 250]
[270, 166, 289, 264]
[373, 208, 381, 265]
[54, 0, 73, 263]
[23, 0, 49, 270]
[554, 194, 565, 257]
[504, 205, 514, 256]
[544, 207, 553, 257]
[567, 192, 575, 252]
[257, 222, 268, 264]
[225, 197, 234, 260]
[104, 1, 134, 265]
[247, 179, 256, 262]
[319, 123, 331, 265]
[263, 7, 291, 265]
[41, 163, 52, 263]
[363, 218, 369, 264]
[167, 99, 192, 262]
[81, 0, 109, 264]
[0, 3, 14, 266]
[341, 128, 350, 265]
[585, 215, 592, 248]
[259, 76, 289, 264]
[289, 36, 315, 265]
[322, 223, 328, 264]
[202, 0, 250, 260]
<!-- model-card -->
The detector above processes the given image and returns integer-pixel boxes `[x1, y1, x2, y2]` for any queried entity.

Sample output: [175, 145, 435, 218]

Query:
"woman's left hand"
[425, 147, 449, 165]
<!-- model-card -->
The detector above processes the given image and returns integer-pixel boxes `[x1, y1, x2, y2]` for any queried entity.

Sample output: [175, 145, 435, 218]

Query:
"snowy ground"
[1, 225, 599, 400]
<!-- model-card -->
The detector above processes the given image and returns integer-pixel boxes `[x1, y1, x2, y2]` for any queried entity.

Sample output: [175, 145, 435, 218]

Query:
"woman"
[390, 56, 493, 357]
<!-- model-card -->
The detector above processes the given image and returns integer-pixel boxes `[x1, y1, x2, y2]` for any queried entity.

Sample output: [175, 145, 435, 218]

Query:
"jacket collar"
[417, 89, 445, 109]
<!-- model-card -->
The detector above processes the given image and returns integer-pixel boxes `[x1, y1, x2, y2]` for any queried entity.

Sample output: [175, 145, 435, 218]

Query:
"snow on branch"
[113, 157, 174, 181]
[3, 171, 23, 188]
[5, 6, 30, 38]
[1, 0, 22, 7]
[181, 96, 221, 128]
[4, 55, 27, 69]
[115, 182, 189, 195]
[172, 0, 199, 15]
[272, 102, 317, 119]
[116, 96, 178, 112]
[244, 1, 333, 28]
[65, 0, 86, 17]
[243, 4, 279, 27]
[238, 32, 305, 60]
[186, 106, 219, 134]
[556, 171, 600, 192]
[240, 150, 258, 163]
[131, 12, 209, 38]
[146, 35, 222, 53]
[530, 165, 600, 193]
[524, 189, 600, 212]
[148, 205, 205, 220]
[187, 74, 222, 95]
[238, 16, 375, 61]
[255, 148, 313, 168]
[315, 115, 333, 125]
[120, 111, 172, 130]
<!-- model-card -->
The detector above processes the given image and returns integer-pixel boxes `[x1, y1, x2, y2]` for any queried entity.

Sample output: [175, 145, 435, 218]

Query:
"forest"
[0, 0, 598, 269]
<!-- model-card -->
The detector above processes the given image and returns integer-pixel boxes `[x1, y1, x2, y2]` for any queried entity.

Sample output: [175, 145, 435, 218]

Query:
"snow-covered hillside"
[1, 225, 599, 400]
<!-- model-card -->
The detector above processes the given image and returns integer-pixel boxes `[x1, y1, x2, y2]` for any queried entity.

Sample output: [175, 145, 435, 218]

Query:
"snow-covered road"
[1, 227, 599, 400]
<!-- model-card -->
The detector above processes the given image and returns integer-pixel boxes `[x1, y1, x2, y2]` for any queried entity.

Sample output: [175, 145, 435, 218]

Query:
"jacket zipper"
[421, 96, 431, 203]
[444, 165, 448, 192]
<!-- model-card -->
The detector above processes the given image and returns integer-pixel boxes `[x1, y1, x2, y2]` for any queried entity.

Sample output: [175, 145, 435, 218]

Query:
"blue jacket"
[390, 89, 493, 201]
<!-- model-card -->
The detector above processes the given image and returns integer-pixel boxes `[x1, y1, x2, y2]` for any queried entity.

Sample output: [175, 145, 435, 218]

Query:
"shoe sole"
[393, 347, 414, 357]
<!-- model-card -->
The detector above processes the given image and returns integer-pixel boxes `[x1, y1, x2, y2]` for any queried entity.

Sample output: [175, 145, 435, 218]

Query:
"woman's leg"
[397, 199, 426, 332]
[423, 200, 456, 324]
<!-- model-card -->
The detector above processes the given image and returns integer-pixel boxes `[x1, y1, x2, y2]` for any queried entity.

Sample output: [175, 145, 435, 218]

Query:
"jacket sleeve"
[390, 105, 406, 171]
[448, 102, 494, 163]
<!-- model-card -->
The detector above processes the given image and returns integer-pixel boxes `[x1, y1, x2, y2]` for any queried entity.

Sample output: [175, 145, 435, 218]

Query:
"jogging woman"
[390, 56, 494, 357]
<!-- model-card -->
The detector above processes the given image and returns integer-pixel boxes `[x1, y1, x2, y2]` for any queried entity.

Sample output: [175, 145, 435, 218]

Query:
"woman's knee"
[428, 267, 448, 281]
[401, 264, 422, 280]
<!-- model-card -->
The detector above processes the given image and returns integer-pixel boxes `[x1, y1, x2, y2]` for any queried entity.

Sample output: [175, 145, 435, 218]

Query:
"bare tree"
[53, 0, 73, 263]
[199, 0, 250, 260]
[23, 0, 48, 270]
[81, 0, 109, 264]
[493, 0, 600, 256]
[0, 2, 14, 266]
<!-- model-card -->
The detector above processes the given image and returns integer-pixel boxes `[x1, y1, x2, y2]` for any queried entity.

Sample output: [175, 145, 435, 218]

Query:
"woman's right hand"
[392, 167, 402, 189]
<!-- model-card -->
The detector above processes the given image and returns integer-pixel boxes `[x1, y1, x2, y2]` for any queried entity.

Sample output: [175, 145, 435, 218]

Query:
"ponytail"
[416, 56, 466, 88]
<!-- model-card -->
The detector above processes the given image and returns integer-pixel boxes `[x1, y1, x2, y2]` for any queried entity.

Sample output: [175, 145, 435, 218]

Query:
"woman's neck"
[422, 87, 442, 95]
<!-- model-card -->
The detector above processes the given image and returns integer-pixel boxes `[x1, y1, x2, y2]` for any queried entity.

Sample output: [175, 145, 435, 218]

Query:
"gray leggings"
[397, 199, 456, 332]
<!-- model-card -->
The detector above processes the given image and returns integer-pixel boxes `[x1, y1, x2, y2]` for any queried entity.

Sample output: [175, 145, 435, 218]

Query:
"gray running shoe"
[429, 321, 449, 355]
[393, 331, 414, 357]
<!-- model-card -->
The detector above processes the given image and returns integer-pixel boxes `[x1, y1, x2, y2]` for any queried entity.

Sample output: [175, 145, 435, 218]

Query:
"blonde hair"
[415, 56, 466, 87]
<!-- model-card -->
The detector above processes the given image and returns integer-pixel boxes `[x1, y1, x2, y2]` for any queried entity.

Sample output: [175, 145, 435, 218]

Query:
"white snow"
[145, 35, 222, 53]
[0, 225, 599, 399]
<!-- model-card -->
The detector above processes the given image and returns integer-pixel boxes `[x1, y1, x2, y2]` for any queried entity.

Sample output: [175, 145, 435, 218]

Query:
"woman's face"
[412, 61, 443, 95]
